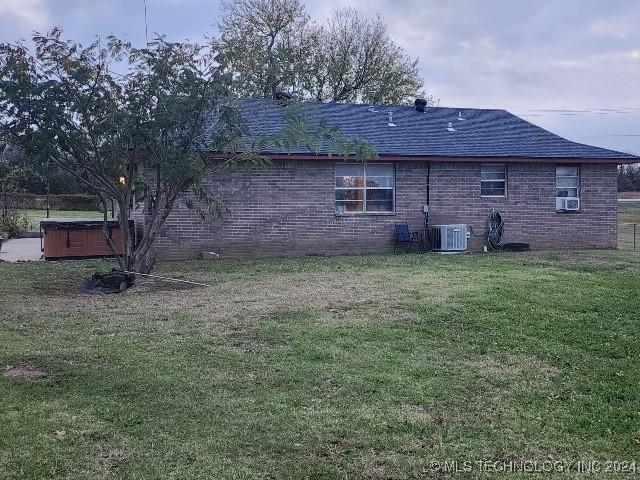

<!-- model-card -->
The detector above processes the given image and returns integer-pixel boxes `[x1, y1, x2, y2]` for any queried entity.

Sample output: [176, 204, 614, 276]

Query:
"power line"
[514, 107, 640, 118]
[570, 134, 640, 137]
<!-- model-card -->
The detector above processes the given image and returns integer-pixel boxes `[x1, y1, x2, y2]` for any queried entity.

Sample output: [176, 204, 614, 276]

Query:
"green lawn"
[618, 202, 640, 224]
[24, 209, 103, 230]
[618, 202, 640, 251]
[1, 251, 639, 479]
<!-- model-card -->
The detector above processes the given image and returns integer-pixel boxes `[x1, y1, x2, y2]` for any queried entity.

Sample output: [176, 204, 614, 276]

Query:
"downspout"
[426, 161, 430, 224]
[423, 161, 432, 249]
[423, 161, 430, 228]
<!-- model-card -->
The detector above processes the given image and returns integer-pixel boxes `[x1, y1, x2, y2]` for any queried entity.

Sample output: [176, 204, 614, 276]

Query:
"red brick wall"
[428, 162, 618, 250]
[136, 159, 618, 259]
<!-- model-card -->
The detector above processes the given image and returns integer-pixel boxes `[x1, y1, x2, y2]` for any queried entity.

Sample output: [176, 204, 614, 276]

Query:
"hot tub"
[40, 218, 133, 260]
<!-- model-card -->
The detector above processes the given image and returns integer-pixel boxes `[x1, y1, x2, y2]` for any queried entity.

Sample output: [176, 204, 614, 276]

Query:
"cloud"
[589, 15, 637, 39]
[0, 0, 49, 33]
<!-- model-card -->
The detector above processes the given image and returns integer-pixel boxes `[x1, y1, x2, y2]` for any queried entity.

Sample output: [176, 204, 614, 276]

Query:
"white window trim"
[555, 165, 580, 198]
[335, 163, 395, 214]
[555, 165, 581, 212]
[480, 163, 507, 198]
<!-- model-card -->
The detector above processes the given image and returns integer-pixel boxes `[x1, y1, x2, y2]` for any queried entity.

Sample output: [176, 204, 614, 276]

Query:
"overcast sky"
[1, 0, 638, 154]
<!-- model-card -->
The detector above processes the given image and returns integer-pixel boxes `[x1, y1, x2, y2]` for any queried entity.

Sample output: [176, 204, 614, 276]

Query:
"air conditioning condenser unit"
[430, 224, 468, 251]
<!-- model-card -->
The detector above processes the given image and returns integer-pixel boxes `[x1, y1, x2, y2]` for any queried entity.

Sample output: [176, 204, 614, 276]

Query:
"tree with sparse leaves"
[0, 30, 243, 272]
[217, 1, 428, 104]
[618, 164, 640, 192]
[217, 0, 316, 99]
[0, 29, 375, 273]
[307, 8, 425, 104]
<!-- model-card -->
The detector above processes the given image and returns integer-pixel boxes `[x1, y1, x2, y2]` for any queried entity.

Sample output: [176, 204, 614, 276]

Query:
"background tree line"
[216, 0, 427, 104]
[618, 164, 640, 192]
[0, 142, 88, 194]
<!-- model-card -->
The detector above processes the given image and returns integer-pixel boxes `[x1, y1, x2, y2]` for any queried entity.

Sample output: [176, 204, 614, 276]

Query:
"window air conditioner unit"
[430, 224, 468, 251]
[556, 197, 580, 211]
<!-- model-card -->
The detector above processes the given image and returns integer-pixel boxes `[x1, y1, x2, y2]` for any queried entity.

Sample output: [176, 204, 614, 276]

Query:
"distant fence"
[0, 193, 99, 211]
[619, 223, 638, 251]
[618, 192, 640, 200]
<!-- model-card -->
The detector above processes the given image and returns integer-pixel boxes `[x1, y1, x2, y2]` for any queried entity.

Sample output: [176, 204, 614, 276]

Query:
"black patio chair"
[394, 223, 419, 252]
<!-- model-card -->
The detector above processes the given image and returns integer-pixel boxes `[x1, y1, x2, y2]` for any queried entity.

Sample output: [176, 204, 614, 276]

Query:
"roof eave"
[205, 152, 638, 164]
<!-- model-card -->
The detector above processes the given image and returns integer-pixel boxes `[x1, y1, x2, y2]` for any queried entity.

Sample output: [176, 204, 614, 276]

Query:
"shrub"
[0, 210, 29, 237]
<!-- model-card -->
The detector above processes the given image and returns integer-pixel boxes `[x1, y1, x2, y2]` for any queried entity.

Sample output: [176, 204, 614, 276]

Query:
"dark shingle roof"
[220, 98, 637, 160]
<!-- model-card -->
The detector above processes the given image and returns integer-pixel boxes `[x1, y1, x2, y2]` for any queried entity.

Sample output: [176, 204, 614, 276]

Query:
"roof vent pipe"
[414, 98, 427, 112]
[367, 88, 377, 112]
[388, 112, 397, 127]
[446, 121, 456, 132]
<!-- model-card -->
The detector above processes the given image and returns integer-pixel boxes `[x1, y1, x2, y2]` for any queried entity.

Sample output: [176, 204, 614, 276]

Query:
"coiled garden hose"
[487, 211, 504, 251]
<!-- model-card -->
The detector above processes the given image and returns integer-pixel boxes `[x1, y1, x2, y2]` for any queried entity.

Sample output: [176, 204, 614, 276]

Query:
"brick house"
[136, 99, 638, 259]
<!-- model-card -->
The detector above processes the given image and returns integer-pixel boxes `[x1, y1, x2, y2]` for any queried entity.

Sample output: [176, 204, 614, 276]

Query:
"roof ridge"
[240, 97, 508, 113]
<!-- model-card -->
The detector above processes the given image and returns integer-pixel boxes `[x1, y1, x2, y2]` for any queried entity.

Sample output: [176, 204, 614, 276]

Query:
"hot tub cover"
[40, 218, 121, 230]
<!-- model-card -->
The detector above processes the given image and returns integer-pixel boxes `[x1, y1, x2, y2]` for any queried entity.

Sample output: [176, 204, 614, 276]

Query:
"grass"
[23, 210, 103, 231]
[618, 201, 640, 251]
[618, 202, 640, 224]
[1, 251, 639, 479]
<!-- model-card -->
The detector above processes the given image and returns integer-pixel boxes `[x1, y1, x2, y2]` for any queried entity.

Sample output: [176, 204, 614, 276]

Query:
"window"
[481, 164, 506, 196]
[556, 166, 579, 198]
[335, 163, 394, 213]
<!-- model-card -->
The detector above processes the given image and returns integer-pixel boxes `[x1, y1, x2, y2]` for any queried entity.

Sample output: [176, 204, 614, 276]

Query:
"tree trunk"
[126, 194, 175, 274]
[117, 203, 134, 271]
[99, 195, 126, 271]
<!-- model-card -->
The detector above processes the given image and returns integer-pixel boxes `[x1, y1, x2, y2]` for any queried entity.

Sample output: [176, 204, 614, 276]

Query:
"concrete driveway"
[0, 238, 43, 262]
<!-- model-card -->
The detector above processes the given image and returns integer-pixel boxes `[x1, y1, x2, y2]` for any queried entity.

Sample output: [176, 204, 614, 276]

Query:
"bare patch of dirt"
[398, 404, 448, 425]
[99, 449, 128, 473]
[9, 262, 481, 337]
[3, 363, 48, 380]
[86, 431, 111, 442]
[130, 277, 202, 293]
[462, 355, 559, 380]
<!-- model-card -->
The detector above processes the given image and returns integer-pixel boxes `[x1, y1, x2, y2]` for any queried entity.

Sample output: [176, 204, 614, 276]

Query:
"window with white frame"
[481, 164, 507, 196]
[335, 163, 394, 213]
[556, 166, 579, 198]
